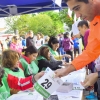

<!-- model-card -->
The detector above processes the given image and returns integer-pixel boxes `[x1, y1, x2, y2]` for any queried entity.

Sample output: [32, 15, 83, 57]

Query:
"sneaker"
[86, 95, 95, 99]
[85, 93, 97, 99]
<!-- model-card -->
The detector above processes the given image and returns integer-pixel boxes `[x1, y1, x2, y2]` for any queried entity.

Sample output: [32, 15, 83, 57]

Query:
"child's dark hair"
[48, 36, 59, 48]
[22, 45, 38, 56]
[77, 20, 89, 28]
[64, 32, 69, 38]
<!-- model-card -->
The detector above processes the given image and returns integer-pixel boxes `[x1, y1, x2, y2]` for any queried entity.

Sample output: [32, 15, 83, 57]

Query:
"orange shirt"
[72, 16, 100, 70]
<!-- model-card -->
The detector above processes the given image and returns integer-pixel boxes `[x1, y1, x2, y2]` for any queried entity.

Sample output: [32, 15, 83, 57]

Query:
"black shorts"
[74, 48, 79, 55]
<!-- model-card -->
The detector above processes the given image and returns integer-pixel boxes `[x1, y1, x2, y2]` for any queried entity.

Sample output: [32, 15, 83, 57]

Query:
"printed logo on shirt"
[93, 22, 98, 26]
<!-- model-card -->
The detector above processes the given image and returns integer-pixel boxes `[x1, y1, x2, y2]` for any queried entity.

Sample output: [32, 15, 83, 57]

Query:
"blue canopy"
[0, 0, 67, 17]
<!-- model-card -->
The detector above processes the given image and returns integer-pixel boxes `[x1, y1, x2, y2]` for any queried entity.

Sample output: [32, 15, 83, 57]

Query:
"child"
[1, 50, 44, 99]
[19, 45, 39, 77]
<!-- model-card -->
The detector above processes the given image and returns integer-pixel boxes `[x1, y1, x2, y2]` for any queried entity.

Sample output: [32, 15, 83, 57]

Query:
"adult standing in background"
[71, 32, 79, 58]
[26, 30, 35, 47]
[62, 32, 73, 62]
[58, 33, 64, 55]
[10, 36, 23, 54]
[35, 32, 44, 49]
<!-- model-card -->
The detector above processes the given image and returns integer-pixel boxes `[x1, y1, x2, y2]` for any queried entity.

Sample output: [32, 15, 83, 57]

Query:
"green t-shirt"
[38, 44, 59, 56]
[4, 68, 25, 78]
[0, 77, 10, 100]
[0, 67, 25, 100]
[49, 47, 59, 56]
[36, 56, 46, 60]
[20, 58, 39, 77]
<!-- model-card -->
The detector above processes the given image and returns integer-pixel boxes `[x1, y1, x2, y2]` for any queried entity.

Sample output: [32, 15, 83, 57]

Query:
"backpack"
[62, 38, 72, 51]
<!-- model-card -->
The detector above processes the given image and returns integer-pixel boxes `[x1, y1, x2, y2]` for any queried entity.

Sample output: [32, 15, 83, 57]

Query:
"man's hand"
[55, 64, 76, 78]
[34, 71, 44, 81]
[62, 61, 70, 66]
[81, 72, 98, 88]
[55, 68, 67, 78]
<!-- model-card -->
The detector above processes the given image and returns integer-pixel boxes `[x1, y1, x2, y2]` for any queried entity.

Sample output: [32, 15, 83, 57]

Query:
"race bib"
[34, 67, 63, 99]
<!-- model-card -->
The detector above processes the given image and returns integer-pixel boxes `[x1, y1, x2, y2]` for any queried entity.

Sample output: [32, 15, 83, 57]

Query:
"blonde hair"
[11, 36, 18, 43]
[40, 33, 44, 38]
[45, 36, 50, 43]
[37, 32, 44, 38]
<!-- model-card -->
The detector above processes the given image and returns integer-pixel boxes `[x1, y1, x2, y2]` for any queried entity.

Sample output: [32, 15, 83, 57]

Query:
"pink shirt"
[10, 43, 23, 53]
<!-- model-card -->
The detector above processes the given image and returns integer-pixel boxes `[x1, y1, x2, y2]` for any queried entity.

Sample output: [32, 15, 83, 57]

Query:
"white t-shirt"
[95, 56, 100, 71]
[35, 38, 44, 49]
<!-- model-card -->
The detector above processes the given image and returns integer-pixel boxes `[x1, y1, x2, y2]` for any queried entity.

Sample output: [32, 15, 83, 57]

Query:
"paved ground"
[83, 90, 89, 100]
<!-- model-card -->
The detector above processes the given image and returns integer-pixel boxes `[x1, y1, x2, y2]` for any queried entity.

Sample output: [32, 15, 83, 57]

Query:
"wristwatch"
[32, 74, 36, 84]
[98, 71, 100, 78]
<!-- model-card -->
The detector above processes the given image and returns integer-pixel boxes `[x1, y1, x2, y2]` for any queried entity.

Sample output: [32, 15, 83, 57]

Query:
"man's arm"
[72, 38, 100, 70]
[55, 64, 76, 77]
[55, 38, 100, 77]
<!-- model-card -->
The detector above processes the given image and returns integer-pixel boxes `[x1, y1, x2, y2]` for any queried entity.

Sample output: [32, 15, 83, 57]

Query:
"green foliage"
[31, 14, 54, 36]
[5, 9, 74, 36]
[4, 16, 19, 31]
[42, 11, 64, 35]
[59, 8, 74, 30]
[5, 14, 32, 35]
[5, 12, 64, 36]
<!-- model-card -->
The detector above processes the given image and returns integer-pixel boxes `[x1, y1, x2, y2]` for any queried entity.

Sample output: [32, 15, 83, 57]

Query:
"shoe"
[89, 92, 95, 95]
[86, 95, 95, 99]
[85, 92, 97, 99]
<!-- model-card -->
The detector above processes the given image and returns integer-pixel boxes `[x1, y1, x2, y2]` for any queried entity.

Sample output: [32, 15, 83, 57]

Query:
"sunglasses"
[15, 38, 20, 40]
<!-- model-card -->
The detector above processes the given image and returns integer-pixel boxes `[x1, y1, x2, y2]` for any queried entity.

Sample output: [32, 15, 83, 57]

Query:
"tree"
[4, 16, 19, 33]
[4, 14, 32, 35]
[5, 14, 57, 36]
[5, 11, 68, 36]
[15, 14, 33, 35]
[59, 8, 74, 30]
[42, 11, 64, 34]
[30, 14, 55, 36]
